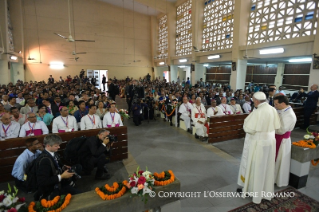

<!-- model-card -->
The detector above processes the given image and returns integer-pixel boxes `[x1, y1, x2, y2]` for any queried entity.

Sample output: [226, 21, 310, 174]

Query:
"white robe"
[178, 102, 193, 129]
[19, 121, 49, 137]
[237, 102, 280, 204]
[0, 121, 20, 138]
[229, 104, 243, 114]
[206, 106, 224, 117]
[191, 104, 207, 137]
[103, 112, 123, 128]
[80, 114, 102, 130]
[218, 104, 233, 115]
[275, 106, 297, 187]
[52, 115, 78, 133]
[242, 102, 252, 114]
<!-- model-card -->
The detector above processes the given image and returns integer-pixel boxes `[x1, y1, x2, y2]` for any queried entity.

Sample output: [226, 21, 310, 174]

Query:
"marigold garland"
[292, 140, 317, 149]
[311, 159, 319, 166]
[28, 194, 72, 212]
[160, 105, 176, 117]
[95, 180, 128, 200]
[153, 170, 175, 186]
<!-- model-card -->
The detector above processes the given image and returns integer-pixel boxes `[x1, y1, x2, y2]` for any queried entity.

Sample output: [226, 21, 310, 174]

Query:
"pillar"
[275, 63, 285, 88]
[308, 15, 319, 90]
[0, 0, 10, 85]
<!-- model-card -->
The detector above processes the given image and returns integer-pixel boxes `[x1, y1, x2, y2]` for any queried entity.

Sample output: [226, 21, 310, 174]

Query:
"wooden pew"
[292, 107, 318, 128]
[0, 126, 128, 183]
[208, 114, 248, 143]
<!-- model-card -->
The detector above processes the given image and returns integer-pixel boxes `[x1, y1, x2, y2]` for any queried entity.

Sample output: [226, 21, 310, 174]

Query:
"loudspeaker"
[168, 66, 170, 71]
[191, 64, 195, 71]
[8, 62, 10, 70]
[23, 64, 26, 70]
[152, 67, 154, 72]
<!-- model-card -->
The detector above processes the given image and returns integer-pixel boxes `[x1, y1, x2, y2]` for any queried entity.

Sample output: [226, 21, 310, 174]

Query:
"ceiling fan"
[243, 43, 259, 60]
[69, 56, 79, 61]
[54, 0, 95, 42]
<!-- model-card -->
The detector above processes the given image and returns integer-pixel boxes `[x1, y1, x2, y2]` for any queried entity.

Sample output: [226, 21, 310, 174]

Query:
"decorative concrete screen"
[7, 1, 14, 52]
[176, 0, 192, 56]
[158, 15, 168, 59]
[202, 0, 235, 51]
[247, 0, 319, 45]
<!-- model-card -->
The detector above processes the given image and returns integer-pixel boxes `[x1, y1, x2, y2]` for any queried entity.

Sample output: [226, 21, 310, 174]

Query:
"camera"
[68, 168, 81, 179]
[107, 134, 118, 144]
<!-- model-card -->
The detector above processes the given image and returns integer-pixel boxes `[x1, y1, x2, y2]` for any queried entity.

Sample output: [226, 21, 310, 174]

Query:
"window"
[202, 0, 235, 51]
[158, 15, 168, 59]
[7, 1, 14, 52]
[176, 0, 192, 56]
[247, 0, 319, 45]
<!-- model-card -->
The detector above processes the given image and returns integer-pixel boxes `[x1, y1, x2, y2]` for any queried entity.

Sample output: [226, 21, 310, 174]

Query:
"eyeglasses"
[28, 116, 36, 118]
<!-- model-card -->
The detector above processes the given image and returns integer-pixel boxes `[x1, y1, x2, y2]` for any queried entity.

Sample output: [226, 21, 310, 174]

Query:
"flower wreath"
[95, 180, 128, 200]
[28, 194, 71, 212]
[153, 170, 175, 186]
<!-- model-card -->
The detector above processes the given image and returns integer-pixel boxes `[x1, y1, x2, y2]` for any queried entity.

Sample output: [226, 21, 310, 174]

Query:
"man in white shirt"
[178, 96, 193, 132]
[19, 113, 49, 137]
[207, 99, 224, 117]
[242, 96, 252, 114]
[0, 113, 20, 139]
[20, 99, 38, 115]
[1, 95, 9, 105]
[218, 97, 233, 115]
[191, 97, 208, 142]
[103, 102, 123, 128]
[275, 86, 286, 96]
[52, 106, 78, 133]
[4, 97, 21, 111]
[229, 98, 243, 114]
[273, 95, 297, 187]
[81, 105, 102, 130]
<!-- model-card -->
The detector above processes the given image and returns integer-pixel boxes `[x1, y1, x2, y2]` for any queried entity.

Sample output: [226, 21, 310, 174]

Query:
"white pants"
[180, 114, 191, 129]
[194, 122, 207, 137]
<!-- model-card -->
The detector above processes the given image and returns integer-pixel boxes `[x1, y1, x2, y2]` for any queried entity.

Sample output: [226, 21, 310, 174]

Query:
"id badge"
[68, 128, 72, 132]
[29, 133, 34, 136]
[111, 123, 115, 127]
[92, 125, 97, 129]
[140, 109, 143, 114]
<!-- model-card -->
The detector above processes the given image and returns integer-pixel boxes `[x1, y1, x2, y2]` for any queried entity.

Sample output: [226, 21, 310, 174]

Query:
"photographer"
[36, 134, 81, 200]
[132, 99, 148, 126]
[78, 129, 112, 180]
[143, 95, 155, 120]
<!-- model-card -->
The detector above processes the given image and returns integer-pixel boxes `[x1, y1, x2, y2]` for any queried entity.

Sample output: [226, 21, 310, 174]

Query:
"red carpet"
[229, 187, 319, 212]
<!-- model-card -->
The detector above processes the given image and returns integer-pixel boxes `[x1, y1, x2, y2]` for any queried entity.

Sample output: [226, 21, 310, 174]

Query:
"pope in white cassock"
[81, 105, 102, 130]
[178, 96, 193, 132]
[273, 95, 297, 187]
[52, 106, 78, 133]
[207, 99, 224, 117]
[237, 92, 280, 204]
[218, 97, 233, 115]
[103, 102, 123, 128]
[191, 97, 208, 141]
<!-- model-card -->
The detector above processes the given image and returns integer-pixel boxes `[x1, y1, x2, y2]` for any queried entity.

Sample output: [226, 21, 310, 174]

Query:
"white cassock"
[0, 121, 20, 138]
[19, 121, 49, 137]
[218, 104, 233, 115]
[275, 106, 297, 187]
[178, 102, 193, 129]
[80, 114, 102, 130]
[103, 112, 123, 128]
[229, 104, 243, 114]
[237, 102, 280, 204]
[191, 104, 207, 137]
[52, 115, 78, 133]
[206, 106, 224, 117]
[242, 102, 252, 114]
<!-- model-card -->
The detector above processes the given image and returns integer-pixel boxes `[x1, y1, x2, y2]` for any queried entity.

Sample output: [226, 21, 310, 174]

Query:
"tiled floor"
[1, 97, 318, 212]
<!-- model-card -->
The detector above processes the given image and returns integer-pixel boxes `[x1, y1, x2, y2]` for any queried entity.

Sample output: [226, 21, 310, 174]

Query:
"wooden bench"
[292, 107, 318, 128]
[0, 126, 128, 183]
[208, 114, 248, 143]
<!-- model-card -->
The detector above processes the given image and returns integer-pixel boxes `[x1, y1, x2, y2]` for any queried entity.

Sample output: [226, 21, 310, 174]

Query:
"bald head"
[196, 97, 201, 106]
[311, 84, 318, 91]
[1, 113, 11, 125]
[27, 112, 37, 123]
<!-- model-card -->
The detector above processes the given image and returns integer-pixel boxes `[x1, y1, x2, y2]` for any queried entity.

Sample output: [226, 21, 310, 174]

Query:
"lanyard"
[196, 106, 202, 114]
[222, 104, 227, 111]
[88, 115, 95, 125]
[61, 116, 68, 127]
[110, 113, 115, 123]
[2, 124, 11, 137]
[231, 105, 236, 112]
[184, 103, 189, 111]
[28, 122, 36, 134]
[30, 107, 33, 112]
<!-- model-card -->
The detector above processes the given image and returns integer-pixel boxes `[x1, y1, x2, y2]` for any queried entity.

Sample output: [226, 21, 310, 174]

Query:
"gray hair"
[27, 113, 36, 118]
[98, 129, 110, 135]
[44, 134, 62, 146]
[196, 97, 201, 101]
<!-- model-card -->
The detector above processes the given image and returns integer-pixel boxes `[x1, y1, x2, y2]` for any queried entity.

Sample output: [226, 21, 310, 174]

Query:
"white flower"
[0, 191, 4, 195]
[0, 202, 3, 207]
[142, 185, 152, 196]
[142, 171, 152, 180]
[2, 196, 12, 207]
[12, 197, 18, 204]
[15, 203, 26, 210]
[304, 135, 310, 140]
[131, 187, 139, 194]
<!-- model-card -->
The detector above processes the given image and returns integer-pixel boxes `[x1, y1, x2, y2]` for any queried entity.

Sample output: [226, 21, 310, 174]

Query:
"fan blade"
[74, 39, 95, 42]
[54, 33, 67, 39]
[75, 52, 86, 54]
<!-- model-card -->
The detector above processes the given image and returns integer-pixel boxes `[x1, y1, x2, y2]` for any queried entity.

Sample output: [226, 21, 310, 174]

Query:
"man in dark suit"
[108, 79, 116, 101]
[91, 77, 96, 86]
[42, 99, 59, 118]
[36, 135, 80, 200]
[78, 129, 112, 180]
[48, 75, 54, 84]
[102, 75, 107, 91]
[298, 84, 319, 129]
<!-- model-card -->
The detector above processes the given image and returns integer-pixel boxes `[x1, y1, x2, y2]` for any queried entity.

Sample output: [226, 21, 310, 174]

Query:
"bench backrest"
[0, 126, 128, 183]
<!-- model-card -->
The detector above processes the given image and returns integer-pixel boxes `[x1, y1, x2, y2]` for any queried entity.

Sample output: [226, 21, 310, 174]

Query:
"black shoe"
[195, 133, 199, 139]
[170, 122, 173, 126]
[187, 128, 192, 134]
[95, 173, 111, 180]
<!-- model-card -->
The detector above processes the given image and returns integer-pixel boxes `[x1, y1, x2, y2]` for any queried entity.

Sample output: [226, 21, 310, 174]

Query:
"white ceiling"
[99, 0, 176, 16]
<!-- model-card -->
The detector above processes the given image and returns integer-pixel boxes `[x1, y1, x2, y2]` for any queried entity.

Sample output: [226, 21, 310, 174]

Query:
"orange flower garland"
[28, 194, 72, 212]
[41, 196, 60, 208]
[292, 140, 317, 149]
[153, 170, 175, 186]
[311, 159, 319, 166]
[95, 180, 128, 200]
[160, 105, 176, 117]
